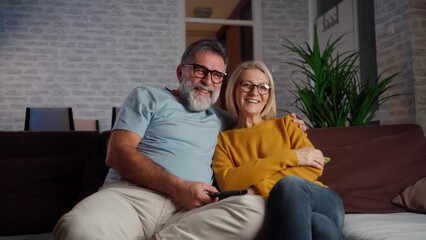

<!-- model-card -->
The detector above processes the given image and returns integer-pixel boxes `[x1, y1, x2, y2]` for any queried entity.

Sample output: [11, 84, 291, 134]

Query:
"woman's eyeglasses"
[238, 81, 271, 95]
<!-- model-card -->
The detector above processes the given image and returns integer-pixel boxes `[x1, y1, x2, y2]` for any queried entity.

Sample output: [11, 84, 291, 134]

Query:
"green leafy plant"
[282, 24, 399, 128]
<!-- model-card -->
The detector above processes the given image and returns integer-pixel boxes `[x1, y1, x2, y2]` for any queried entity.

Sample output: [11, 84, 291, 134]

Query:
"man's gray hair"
[180, 38, 228, 67]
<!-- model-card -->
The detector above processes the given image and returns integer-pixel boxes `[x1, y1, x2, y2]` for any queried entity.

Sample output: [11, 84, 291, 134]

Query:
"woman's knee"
[334, 199, 346, 229]
[312, 213, 343, 240]
[271, 176, 306, 195]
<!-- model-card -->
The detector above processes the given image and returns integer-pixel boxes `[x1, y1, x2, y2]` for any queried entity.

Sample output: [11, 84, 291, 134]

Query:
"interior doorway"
[185, 0, 254, 109]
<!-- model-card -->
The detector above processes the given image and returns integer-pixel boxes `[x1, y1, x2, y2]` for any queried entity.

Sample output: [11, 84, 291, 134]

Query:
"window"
[314, 0, 377, 85]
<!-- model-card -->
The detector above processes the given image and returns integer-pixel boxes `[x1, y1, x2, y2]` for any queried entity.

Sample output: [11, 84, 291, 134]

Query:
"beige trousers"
[53, 180, 266, 240]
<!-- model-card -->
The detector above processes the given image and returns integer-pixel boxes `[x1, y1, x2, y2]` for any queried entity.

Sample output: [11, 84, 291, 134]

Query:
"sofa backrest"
[0, 131, 109, 236]
[308, 124, 426, 213]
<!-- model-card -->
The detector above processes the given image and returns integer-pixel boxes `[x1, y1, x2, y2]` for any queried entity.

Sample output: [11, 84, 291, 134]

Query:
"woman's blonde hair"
[225, 61, 277, 120]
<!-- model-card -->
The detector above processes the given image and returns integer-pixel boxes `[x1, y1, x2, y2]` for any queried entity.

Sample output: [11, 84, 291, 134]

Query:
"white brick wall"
[0, 0, 180, 131]
[374, 0, 417, 125]
[0, 0, 424, 132]
[261, 0, 309, 118]
[412, 0, 426, 132]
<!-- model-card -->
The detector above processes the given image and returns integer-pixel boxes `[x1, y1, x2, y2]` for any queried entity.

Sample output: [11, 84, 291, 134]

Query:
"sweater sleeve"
[253, 117, 324, 196]
[254, 165, 323, 197]
[252, 171, 284, 197]
[213, 135, 299, 192]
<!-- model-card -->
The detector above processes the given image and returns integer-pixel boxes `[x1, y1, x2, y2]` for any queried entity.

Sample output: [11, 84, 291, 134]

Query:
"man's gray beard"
[178, 79, 220, 112]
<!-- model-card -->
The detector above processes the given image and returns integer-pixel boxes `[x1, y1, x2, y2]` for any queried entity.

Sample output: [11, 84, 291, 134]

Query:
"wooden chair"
[24, 107, 75, 131]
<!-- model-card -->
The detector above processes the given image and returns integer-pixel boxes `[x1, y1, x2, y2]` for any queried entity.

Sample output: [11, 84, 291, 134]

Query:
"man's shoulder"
[132, 86, 168, 95]
[211, 106, 236, 131]
[128, 86, 174, 103]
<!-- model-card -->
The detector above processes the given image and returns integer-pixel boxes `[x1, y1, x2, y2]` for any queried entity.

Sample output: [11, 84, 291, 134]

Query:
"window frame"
[179, 0, 262, 61]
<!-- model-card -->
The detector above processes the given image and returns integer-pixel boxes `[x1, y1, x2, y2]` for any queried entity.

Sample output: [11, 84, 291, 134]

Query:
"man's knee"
[227, 194, 265, 213]
[53, 211, 95, 240]
[216, 195, 266, 239]
[226, 195, 266, 228]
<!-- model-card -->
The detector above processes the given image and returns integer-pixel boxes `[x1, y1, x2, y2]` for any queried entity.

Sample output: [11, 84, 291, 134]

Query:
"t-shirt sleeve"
[114, 87, 156, 137]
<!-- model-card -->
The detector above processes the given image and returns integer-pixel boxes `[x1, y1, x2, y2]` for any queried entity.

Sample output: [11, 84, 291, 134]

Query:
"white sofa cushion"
[343, 212, 426, 240]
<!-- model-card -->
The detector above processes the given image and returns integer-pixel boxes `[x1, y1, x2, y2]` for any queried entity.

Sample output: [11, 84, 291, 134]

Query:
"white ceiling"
[185, 0, 242, 32]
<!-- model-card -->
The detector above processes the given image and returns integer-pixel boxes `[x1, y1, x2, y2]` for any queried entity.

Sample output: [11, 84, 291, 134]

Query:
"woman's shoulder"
[266, 115, 294, 125]
[268, 115, 302, 134]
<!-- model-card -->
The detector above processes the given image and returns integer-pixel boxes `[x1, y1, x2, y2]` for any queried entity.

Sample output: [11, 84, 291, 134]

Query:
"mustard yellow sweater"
[213, 115, 325, 197]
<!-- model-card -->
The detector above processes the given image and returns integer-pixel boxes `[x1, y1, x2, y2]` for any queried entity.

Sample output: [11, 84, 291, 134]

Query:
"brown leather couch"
[309, 124, 426, 239]
[1, 124, 425, 239]
[0, 131, 110, 238]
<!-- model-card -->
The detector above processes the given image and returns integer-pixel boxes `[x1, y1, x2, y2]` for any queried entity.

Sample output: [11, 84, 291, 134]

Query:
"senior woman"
[212, 61, 344, 240]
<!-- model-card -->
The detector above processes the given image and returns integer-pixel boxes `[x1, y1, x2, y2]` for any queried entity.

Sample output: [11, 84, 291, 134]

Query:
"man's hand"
[247, 186, 259, 195]
[295, 147, 324, 170]
[172, 181, 218, 210]
[107, 130, 217, 210]
[290, 113, 307, 134]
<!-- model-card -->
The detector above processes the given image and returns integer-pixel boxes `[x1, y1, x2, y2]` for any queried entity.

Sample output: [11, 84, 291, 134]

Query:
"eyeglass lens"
[239, 81, 271, 95]
[192, 64, 225, 83]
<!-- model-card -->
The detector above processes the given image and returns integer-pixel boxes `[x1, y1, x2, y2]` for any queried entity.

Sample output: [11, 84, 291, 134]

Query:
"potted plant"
[282, 24, 399, 128]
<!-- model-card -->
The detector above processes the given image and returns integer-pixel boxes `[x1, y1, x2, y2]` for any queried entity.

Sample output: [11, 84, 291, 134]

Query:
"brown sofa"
[0, 131, 110, 239]
[309, 124, 426, 239]
[1, 124, 425, 239]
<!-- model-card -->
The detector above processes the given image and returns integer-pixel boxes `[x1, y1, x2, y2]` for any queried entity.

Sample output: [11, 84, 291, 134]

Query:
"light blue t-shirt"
[106, 86, 226, 184]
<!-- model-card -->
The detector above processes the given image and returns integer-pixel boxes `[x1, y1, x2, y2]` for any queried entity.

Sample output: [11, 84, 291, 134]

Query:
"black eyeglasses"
[182, 63, 227, 84]
[238, 81, 271, 95]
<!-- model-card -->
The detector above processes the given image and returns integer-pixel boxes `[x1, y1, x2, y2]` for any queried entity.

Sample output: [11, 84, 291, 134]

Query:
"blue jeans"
[266, 176, 345, 240]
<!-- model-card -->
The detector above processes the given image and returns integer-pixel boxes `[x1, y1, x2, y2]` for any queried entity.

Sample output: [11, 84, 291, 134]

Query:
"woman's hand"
[295, 147, 324, 170]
